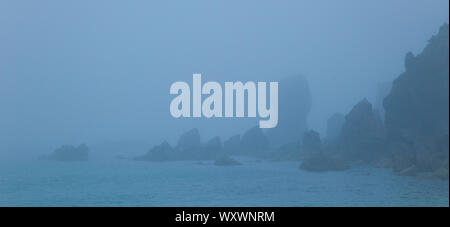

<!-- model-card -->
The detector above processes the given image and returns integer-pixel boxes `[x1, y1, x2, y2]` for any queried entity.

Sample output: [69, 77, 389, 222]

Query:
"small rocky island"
[40, 144, 89, 161]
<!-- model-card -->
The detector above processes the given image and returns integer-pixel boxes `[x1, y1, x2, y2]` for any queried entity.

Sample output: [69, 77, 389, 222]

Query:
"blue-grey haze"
[0, 1, 448, 207]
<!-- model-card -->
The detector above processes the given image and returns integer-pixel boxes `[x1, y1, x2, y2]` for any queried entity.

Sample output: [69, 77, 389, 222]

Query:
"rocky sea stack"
[339, 98, 386, 162]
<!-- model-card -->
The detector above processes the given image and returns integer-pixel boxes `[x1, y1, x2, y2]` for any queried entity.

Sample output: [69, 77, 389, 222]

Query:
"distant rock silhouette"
[135, 129, 227, 161]
[266, 75, 311, 147]
[40, 144, 89, 161]
[176, 128, 201, 152]
[240, 126, 270, 155]
[134, 141, 173, 161]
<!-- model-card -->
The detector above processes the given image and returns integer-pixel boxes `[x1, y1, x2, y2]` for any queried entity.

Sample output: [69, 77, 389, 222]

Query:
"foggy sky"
[0, 0, 448, 157]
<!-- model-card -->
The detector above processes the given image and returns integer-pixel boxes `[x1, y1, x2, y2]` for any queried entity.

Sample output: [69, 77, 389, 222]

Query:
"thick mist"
[0, 0, 448, 159]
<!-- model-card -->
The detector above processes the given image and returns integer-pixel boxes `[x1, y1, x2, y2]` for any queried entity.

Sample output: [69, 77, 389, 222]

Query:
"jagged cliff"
[300, 24, 449, 177]
[383, 24, 449, 178]
[339, 99, 386, 162]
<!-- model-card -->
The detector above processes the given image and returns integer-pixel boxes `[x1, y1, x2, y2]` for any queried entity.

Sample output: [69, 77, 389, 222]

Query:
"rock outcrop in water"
[299, 99, 385, 171]
[134, 141, 174, 161]
[175, 128, 201, 152]
[135, 125, 272, 162]
[135, 128, 228, 161]
[383, 24, 449, 179]
[175, 128, 217, 160]
[339, 98, 386, 162]
[240, 126, 270, 155]
[299, 130, 349, 171]
[40, 144, 89, 161]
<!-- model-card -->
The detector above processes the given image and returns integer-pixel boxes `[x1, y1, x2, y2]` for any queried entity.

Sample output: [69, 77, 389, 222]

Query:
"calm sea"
[0, 157, 448, 206]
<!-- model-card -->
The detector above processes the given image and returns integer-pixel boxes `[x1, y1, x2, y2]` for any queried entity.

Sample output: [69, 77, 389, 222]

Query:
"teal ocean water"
[0, 158, 448, 207]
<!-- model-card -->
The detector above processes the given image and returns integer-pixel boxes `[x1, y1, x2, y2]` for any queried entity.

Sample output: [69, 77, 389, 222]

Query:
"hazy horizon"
[1, 0, 448, 158]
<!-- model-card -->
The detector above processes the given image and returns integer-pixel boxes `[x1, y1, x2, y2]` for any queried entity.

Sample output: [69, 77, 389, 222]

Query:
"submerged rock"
[214, 155, 241, 166]
[40, 144, 89, 161]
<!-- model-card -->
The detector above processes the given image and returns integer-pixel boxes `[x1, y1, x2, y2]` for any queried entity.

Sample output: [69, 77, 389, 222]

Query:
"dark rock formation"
[339, 99, 386, 162]
[134, 129, 225, 161]
[326, 113, 345, 144]
[40, 144, 89, 161]
[134, 141, 173, 161]
[266, 75, 311, 147]
[383, 24, 449, 178]
[240, 126, 270, 155]
[375, 81, 392, 120]
[176, 128, 201, 152]
[299, 130, 349, 171]
[214, 155, 241, 166]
